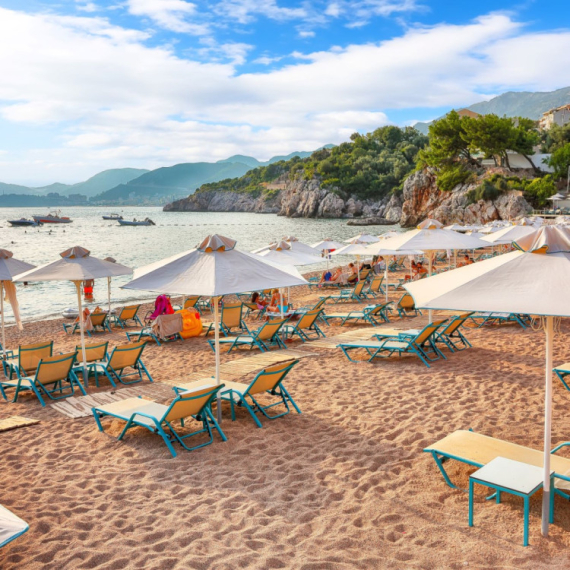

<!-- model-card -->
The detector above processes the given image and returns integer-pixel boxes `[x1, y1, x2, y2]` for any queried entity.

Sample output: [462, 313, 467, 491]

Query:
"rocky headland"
[164, 168, 532, 227]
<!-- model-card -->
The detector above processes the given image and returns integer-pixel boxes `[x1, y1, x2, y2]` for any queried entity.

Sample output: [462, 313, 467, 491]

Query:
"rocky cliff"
[164, 169, 532, 226]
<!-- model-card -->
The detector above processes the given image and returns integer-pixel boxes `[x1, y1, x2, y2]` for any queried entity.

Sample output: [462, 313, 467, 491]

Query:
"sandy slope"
[2, 278, 570, 569]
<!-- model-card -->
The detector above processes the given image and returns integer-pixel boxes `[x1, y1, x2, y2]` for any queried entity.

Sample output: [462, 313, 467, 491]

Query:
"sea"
[0, 207, 399, 322]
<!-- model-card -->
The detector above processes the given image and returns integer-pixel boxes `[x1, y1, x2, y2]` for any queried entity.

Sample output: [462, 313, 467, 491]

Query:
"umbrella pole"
[428, 253, 433, 324]
[384, 265, 389, 304]
[542, 315, 554, 536]
[74, 281, 88, 389]
[107, 277, 111, 315]
[0, 281, 5, 356]
[214, 296, 222, 423]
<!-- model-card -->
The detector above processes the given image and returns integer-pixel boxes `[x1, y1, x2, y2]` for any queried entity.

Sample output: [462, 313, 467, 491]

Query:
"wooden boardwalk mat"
[50, 382, 175, 419]
[173, 348, 317, 385]
[0, 415, 40, 432]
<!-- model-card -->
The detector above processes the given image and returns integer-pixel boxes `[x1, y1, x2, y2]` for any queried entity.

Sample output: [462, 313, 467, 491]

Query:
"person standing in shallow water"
[83, 279, 94, 300]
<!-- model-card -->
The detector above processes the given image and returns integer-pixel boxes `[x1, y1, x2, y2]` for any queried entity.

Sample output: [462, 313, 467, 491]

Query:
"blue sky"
[0, 0, 569, 185]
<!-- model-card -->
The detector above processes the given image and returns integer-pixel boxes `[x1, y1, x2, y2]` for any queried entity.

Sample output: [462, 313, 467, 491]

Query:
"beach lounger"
[208, 318, 288, 353]
[396, 293, 422, 317]
[359, 268, 371, 282]
[219, 360, 301, 428]
[434, 313, 473, 352]
[388, 258, 405, 272]
[3, 340, 54, 380]
[64, 312, 111, 336]
[73, 341, 109, 387]
[324, 302, 392, 327]
[112, 305, 144, 329]
[469, 312, 531, 329]
[88, 341, 153, 386]
[92, 384, 227, 457]
[320, 281, 368, 304]
[553, 363, 570, 391]
[0, 504, 29, 549]
[243, 301, 267, 320]
[338, 320, 447, 367]
[366, 275, 385, 297]
[0, 351, 84, 406]
[282, 309, 326, 341]
[205, 303, 247, 337]
[183, 296, 201, 311]
[424, 429, 570, 500]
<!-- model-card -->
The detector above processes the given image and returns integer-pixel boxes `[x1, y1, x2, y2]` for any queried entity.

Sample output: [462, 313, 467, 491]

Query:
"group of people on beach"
[251, 290, 288, 314]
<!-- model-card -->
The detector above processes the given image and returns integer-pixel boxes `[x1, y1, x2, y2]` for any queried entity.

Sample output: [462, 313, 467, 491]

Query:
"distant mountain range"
[413, 86, 570, 134]
[0, 149, 334, 207]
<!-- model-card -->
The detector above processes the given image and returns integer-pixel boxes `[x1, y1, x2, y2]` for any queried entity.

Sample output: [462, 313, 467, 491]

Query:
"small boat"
[118, 218, 156, 226]
[32, 210, 72, 224]
[62, 308, 79, 320]
[102, 213, 123, 220]
[8, 218, 41, 227]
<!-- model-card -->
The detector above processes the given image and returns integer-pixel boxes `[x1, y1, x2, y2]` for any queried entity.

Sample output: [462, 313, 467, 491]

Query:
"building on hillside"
[539, 105, 570, 130]
[457, 108, 481, 119]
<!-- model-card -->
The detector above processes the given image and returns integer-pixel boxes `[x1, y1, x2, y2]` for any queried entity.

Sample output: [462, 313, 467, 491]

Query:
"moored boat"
[102, 213, 123, 220]
[118, 218, 156, 226]
[8, 218, 41, 227]
[32, 210, 72, 224]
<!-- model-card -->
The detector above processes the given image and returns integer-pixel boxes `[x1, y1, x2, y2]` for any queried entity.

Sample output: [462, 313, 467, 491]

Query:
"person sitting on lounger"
[251, 291, 268, 310]
[318, 269, 333, 284]
[460, 254, 474, 266]
[318, 267, 344, 287]
[416, 261, 428, 277]
[266, 289, 288, 314]
[347, 263, 358, 284]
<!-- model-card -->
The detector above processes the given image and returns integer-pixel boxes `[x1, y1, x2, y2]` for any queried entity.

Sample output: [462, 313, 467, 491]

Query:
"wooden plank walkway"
[50, 382, 175, 419]
[0, 415, 40, 432]
[178, 348, 317, 384]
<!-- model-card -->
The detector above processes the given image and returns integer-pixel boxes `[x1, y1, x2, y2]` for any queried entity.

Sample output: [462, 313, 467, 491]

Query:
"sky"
[1, 0, 570, 185]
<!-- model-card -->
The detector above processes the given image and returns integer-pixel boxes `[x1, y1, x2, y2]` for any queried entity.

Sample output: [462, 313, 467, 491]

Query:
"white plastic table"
[469, 456, 554, 546]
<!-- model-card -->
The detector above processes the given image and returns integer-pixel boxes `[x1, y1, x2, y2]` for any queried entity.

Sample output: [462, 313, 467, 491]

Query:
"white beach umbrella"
[345, 233, 379, 243]
[0, 504, 28, 549]
[0, 249, 35, 355]
[374, 220, 488, 321]
[14, 246, 132, 377]
[254, 237, 319, 257]
[444, 224, 466, 232]
[378, 231, 400, 240]
[405, 226, 570, 537]
[363, 244, 423, 302]
[311, 239, 345, 252]
[123, 235, 308, 421]
[481, 224, 538, 245]
[255, 241, 322, 266]
[331, 241, 372, 281]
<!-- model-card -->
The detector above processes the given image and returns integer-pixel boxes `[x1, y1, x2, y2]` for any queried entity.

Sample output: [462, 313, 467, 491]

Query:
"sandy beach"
[2, 273, 570, 569]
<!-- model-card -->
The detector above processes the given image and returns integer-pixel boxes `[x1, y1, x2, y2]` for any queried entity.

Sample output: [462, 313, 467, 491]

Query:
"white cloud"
[1, 9, 570, 182]
[126, 0, 209, 34]
[76, 2, 99, 13]
[298, 30, 315, 38]
[213, 0, 307, 25]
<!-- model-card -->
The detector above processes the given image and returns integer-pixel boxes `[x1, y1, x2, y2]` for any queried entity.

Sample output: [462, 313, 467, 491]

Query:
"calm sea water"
[0, 206, 398, 322]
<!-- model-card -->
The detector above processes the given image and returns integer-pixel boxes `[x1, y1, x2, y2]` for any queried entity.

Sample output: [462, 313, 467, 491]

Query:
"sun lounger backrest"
[184, 296, 200, 309]
[368, 303, 388, 316]
[247, 360, 299, 396]
[221, 303, 243, 328]
[354, 281, 365, 295]
[313, 297, 328, 310]
[119, 305, 140, 320]
[36, 352, 76, 385]
[398, 293, 415, 311]
[108, 342, 146, 371]
[296, 309, 321, 330]
[369, 276, 383, 292]
[441, 313, 473, 336]
[19, 341, 53, 372]
[414, 320, 446, 345]
[90, 313, 107, 327]
[257, 319, 287, 341]
[165, 385, 221, 422]
[359, 269, 370, 280]
[76, 342, 108, 363]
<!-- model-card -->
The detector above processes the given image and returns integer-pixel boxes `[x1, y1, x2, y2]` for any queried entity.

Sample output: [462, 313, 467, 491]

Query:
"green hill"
[91, 161, 253, 203]
[63, 168, 148, 197]
[414, 86, 570, 134]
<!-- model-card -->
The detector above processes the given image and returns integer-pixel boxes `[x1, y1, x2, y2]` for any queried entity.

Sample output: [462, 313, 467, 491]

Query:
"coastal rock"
[383, 194, 403, 223]
[317, 192, 345, 218]
[346, 217, 393, 226]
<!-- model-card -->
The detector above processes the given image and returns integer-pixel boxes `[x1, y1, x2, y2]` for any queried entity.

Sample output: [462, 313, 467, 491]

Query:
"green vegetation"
[466, 173, 557, 208]
[548, 144, 570, 179]
[199, 126, 428, 200]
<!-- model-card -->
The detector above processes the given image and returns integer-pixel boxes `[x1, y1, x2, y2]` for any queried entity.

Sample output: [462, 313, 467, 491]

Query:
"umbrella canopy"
[0, 504, 28, 549]
[481, 224, 537, 245]
[378, 231, 400, 240]
[311, 239, 345, 252]
[548, 193, 565, 201]
[331, 242, 371, 256]
[254, 237, 319, 257]
[345, 233, 379, 243]
[444, 224, 465, 232]
[404, 225, 570, 537]
[123, 235, 308, 423]
[255, 241, 322, 267]
[14, 246, 132, 376]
